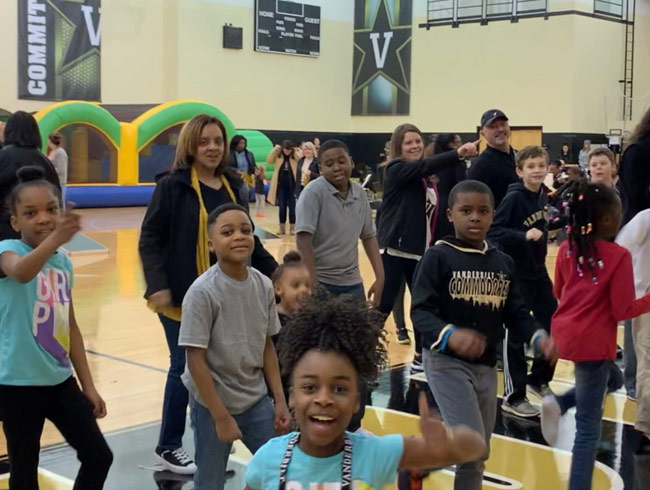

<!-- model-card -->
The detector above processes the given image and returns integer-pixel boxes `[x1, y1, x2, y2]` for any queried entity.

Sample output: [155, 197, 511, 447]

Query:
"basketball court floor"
[0, 205, 647, 489]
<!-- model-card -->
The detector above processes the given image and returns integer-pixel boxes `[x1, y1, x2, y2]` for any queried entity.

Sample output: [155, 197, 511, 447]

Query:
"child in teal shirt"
[245, 294, 487, 490]
[0, 167, 112, 489]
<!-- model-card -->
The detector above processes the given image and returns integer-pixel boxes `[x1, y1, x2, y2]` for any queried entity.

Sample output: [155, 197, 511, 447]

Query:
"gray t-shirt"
[179, 264, 281, 414]
[296, 177, 375, 286]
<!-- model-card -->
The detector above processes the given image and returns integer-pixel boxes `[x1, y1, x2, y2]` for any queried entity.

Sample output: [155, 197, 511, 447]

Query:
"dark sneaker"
[397, 328, 411, 345]
[528, 384, 554, 400]
[501, 399, 540, 418]
[155, 447, 197, 475]
[410, 355, 423, 373]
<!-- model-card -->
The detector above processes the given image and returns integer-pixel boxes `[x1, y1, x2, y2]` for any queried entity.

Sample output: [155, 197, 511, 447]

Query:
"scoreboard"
[255, 0, 321, 57]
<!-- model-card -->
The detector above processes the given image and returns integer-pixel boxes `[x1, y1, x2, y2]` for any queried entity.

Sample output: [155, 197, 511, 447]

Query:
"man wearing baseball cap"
[467, 109, 518, 207]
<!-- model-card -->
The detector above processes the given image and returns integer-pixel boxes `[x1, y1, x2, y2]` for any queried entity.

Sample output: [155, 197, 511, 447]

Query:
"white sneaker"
[541, 395, 562, 446]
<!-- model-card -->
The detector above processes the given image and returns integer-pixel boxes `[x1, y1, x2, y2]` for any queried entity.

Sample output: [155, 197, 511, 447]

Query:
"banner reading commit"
[352, 0, 412, 116]
[18, 0, 101, 101]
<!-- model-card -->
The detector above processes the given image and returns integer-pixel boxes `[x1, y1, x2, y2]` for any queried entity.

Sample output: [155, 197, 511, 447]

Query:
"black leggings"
[277, 184, 296, 225]
[379, 252, 421, 355]
[0, 377, 113, 490]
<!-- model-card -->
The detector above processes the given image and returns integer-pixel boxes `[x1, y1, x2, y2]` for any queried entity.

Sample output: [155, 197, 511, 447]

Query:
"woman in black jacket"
[138, 115, 277, 474]
[0, 111, 61, 240]
[620, 107, 650, 226]
[376, 123, 477, 367]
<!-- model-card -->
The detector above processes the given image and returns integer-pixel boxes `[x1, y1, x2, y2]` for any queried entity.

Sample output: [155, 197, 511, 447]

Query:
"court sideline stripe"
[85, 349, 167, 373]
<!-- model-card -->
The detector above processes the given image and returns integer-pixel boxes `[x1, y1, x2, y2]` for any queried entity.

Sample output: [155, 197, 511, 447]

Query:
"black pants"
[277, 184, 296, 225]
[0, 377, 113, 490]
[504, 274, 558, 404]
[378, 252, 421, 356]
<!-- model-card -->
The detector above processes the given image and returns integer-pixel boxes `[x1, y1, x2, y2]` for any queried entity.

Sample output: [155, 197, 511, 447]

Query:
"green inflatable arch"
[136, 101, 237, 151]
[36, 102, 121, 153]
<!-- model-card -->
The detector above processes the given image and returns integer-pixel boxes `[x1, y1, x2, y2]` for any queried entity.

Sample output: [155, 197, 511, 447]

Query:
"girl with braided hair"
[541, 181, 650, 490]
[245, 294, 486, 490]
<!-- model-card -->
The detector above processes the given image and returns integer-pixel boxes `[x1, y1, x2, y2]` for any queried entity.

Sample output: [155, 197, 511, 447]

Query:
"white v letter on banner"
[81, 6, 101, 47]
[369, 32, 393, 69]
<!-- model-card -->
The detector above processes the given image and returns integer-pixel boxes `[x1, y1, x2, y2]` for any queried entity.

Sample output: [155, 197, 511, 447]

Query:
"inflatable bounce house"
[33, 100, 275, 207]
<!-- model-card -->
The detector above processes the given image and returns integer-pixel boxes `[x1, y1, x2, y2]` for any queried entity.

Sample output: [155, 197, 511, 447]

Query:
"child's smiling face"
[290, 350, 360, 457]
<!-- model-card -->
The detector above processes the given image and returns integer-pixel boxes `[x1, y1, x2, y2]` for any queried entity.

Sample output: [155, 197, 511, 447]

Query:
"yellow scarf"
[152, 167, 236, 321]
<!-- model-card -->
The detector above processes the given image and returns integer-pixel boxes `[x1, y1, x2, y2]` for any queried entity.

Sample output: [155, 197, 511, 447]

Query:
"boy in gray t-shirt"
[179, 203, 289, 490]
[296, 139, 384, 307]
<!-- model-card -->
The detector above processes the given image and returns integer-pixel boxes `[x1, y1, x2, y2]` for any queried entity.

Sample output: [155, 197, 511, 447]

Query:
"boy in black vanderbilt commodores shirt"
[488, 146, 558, 419]
[411, 180, 557, 490]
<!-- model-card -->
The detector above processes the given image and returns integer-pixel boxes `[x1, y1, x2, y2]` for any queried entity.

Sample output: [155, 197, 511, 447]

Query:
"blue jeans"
[319, 281, 365, 301]
[190, 395, 276, 490]
[555, 361, 610, 490]
[157, 315, 189, 452]
[624, 319, 637, 397]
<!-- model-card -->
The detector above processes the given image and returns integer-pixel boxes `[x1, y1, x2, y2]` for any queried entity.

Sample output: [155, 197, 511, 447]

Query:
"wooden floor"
[0, 205, 634, 489]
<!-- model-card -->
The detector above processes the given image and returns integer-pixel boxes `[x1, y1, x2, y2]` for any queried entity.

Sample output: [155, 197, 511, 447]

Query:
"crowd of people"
[0, 105, 650, 490]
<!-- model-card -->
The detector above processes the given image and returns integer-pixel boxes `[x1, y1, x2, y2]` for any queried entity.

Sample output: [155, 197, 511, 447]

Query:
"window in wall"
[58, 124, 118, 184]
[138, 124, 183, 183]
[594, 0, 624, 18]
[426, 0, 547, 24]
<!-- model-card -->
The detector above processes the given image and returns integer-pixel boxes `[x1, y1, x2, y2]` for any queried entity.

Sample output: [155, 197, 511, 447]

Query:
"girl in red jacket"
[542, 181, 650, 490]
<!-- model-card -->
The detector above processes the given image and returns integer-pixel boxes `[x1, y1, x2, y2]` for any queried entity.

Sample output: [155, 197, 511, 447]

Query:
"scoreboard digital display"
[255, 0, 321, 57]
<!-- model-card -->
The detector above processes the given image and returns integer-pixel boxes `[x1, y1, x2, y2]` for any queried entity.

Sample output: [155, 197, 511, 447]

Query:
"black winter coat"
[376, 151, 463, 256]
[138, 168, 278, 306]
[619, 140, 650, 226]
[0, 145, 61, 240]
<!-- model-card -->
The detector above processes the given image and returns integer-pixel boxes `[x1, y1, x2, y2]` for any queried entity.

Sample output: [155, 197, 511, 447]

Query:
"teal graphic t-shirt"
[0, 240, 74, 385]
[246, 432, 404, 490]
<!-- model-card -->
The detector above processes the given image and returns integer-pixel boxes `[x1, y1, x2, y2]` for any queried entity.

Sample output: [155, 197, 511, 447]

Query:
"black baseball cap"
[481, 109, 508, 127]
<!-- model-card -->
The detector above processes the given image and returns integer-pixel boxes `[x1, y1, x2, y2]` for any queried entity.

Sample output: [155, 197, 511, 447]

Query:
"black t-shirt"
[278, 156, 295, 190]
[199, 181, 232, 212]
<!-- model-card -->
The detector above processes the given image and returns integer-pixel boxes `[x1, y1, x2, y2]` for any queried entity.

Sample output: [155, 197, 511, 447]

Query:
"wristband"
[438, 326, 456, 352]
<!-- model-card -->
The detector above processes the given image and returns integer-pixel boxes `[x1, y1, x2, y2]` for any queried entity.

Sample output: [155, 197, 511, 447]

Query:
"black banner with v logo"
[352, 0, 412, 116]
[18, 0, 101, 101]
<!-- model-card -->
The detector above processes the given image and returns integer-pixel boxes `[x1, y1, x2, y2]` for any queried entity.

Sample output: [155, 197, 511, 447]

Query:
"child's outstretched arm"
[0, 209, 80, 282]
[399, 394, 486, 469]
[68, 298, 106, 418]
[187, 347, 243, 443]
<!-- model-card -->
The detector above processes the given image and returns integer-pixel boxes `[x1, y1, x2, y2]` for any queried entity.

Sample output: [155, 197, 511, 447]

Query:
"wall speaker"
[223, 25, 243, 49]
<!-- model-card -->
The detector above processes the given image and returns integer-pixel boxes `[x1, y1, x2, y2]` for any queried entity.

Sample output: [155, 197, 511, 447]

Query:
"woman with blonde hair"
[296, 141, 319, 199]
[376, 123, 477, 368]
[267, 140, 298, 235]
[139, 114, 277, 475]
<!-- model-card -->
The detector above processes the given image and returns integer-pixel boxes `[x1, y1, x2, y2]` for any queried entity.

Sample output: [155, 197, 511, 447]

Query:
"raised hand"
[51, 209, 81, 246]
[457, 140, 480, 159]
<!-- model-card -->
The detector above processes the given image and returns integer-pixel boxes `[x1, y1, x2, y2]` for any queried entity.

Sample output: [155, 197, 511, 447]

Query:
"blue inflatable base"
[66, 185, 155, 208]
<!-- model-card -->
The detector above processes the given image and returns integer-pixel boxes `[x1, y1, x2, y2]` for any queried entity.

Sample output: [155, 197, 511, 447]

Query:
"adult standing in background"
[377, 123, 478, 363]
[228, 135, 256, 198]
[296, 141, 319, 199]
[267, 140, 298, 235]
[578, 139, 591, 172]
[47, 132, 69, 206]
[559, 143, 572, 164]
[139, 114, 277, 475]
[620, 107, 650, 226]
[424, 134, 467, 240]
[467, 110, 517, 208]
[0, 111, 60, 240]
[617, 106, 650, 401]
